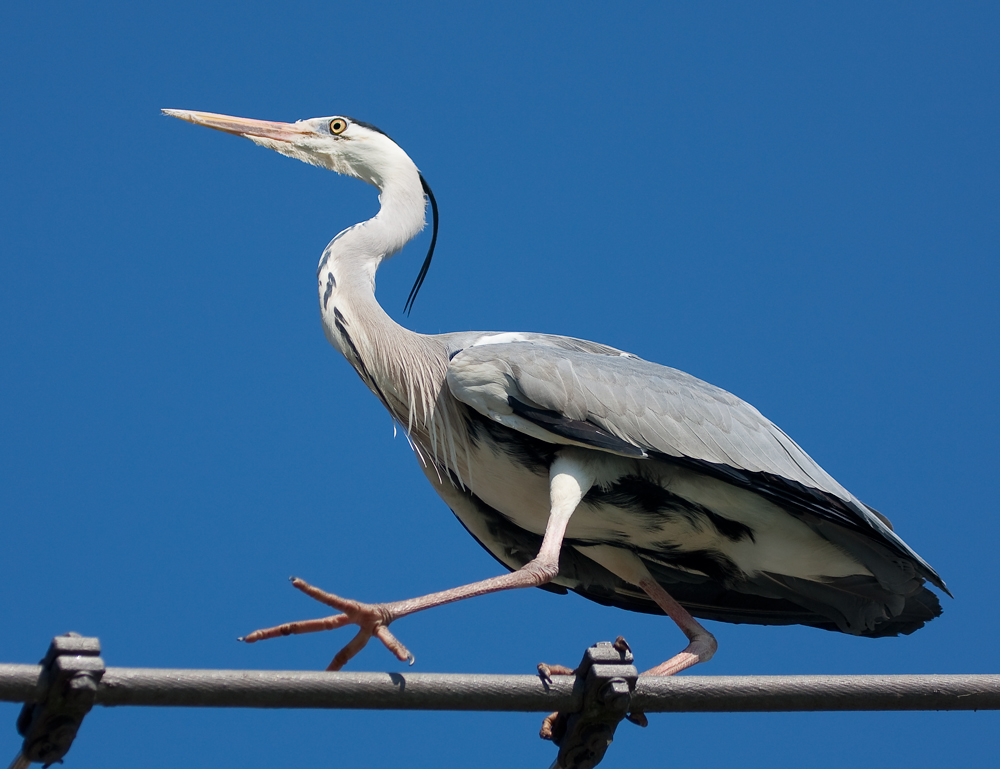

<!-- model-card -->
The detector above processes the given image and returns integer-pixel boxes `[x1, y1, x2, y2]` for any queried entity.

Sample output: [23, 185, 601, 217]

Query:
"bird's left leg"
[241, 449, 597, 670]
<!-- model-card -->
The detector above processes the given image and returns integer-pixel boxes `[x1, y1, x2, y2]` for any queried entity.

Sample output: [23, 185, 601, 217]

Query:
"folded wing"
[446, 337, 946, 594]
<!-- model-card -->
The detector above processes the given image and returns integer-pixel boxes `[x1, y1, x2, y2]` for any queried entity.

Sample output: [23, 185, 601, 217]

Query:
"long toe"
[537, 662, 576, 683]
[240, 578, 411, 670]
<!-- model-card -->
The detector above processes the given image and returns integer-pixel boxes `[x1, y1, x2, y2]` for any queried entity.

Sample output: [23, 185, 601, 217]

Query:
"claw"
[539, 710, 566, 741]
[537, 660, 576, 739]
[626, 711, 648, 727]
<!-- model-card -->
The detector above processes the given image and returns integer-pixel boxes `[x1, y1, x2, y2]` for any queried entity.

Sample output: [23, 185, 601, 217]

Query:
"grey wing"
[447, 338, 845, 490]
[446, 338, 946, 591]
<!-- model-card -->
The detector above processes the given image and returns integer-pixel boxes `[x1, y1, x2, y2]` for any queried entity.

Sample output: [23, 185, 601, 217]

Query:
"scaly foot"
[537, 662, 577, 741]
[239, 577, 414, 670]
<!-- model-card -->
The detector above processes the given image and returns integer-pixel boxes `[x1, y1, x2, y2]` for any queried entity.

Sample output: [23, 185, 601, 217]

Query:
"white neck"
[323, 170, 427, 284]
[315, 165, 441, 417]
[313, 165, 473, 488]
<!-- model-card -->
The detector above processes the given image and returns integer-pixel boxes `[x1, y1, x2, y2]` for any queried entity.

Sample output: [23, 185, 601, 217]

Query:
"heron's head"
[163, 109, 439, 313]
[161, 109, 417, 192]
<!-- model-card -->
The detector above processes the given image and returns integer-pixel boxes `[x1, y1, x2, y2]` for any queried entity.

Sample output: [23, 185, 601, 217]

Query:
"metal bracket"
[15, 633, 105, 767]
[549, 639, 639, 769]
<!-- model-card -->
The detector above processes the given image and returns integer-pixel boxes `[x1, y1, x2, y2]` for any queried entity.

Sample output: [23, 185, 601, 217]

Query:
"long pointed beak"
[162, 109, 312, 142]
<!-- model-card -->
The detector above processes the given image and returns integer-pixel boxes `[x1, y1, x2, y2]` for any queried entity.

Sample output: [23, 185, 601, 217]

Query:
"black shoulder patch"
[507, 398, 646, 458]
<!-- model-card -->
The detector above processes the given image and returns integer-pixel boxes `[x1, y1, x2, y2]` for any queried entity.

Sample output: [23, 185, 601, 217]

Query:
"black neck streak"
[333, 310, 392, 413]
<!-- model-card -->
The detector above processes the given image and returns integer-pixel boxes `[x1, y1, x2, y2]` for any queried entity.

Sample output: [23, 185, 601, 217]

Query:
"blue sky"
[2, 2, 998, 767]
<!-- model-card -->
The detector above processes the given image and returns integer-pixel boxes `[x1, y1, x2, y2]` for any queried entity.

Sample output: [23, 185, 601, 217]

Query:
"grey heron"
[163, 109, 947, 682]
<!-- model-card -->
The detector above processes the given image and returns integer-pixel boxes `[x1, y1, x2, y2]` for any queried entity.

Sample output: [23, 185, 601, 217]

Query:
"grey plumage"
[164, 108, 946, 675]
[435, 331, 945, 637]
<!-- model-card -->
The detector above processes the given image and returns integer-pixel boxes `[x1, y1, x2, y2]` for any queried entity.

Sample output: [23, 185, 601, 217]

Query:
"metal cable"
[3, 664, 999, 712]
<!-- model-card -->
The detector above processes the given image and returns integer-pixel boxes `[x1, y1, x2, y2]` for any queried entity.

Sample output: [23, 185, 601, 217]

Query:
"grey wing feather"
[447, 337, 846, 493]
[445, 336, 946, 591]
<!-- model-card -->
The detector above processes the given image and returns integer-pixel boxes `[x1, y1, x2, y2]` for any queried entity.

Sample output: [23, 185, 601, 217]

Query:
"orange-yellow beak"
[162, 109, 313, 142]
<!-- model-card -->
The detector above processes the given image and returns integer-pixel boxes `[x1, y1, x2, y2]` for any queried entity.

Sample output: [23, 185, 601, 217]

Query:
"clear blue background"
[2, 2, 998, 767]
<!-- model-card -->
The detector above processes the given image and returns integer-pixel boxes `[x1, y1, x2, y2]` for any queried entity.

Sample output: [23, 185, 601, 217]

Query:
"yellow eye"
[329, 118, 348, 135]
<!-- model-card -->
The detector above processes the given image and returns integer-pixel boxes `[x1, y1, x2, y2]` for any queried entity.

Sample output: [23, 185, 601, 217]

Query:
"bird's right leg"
[537, 544, 717, 739]
[541, 543, 717, 677]
[240, 450, 597, 670]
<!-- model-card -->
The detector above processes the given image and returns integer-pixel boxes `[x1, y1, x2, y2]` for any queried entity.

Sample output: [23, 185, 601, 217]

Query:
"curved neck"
[326, 173, 428, 287]
[317, 172, 446, 429]
[315, 172, 473, 488]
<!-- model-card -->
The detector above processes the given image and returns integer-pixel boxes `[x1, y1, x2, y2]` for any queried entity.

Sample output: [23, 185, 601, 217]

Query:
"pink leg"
[636, 577, 717, 676]
[241, 452, 596, 670]
[567, 544, 718, 677]
[241, 561, 561, 670]
[536, 555, 717, 739]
